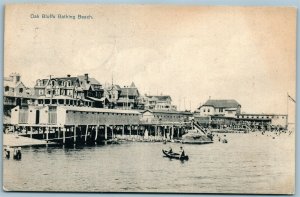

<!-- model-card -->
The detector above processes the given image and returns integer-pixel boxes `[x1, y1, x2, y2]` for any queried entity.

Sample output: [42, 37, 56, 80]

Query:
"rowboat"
[162, 149, 189, 160]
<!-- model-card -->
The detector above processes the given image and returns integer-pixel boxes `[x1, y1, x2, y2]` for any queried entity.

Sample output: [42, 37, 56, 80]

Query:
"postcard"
[3, 4, 296, 194]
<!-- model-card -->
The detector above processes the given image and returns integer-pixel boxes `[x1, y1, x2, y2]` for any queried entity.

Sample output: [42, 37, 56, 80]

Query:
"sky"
[4, 5, 296, 118]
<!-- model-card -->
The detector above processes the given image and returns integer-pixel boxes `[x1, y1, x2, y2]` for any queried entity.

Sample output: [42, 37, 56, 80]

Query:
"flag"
[287, 93, 296, 103]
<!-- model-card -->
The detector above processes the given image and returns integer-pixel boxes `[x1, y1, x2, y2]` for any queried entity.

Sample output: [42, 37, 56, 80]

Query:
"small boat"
[162, 149, 189, 160]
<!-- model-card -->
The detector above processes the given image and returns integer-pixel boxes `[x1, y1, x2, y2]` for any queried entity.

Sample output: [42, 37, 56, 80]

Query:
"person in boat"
[168, 147, 173, 154]
[179, 146, 185, 157]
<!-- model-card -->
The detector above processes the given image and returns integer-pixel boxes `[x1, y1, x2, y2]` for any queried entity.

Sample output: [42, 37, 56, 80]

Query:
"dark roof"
[77, 75, 100, 85]
[146, 95, 172, 101]
[120, 87, 139, 97]
[203, 99, 240, 108]
[77, 75, 101, 91]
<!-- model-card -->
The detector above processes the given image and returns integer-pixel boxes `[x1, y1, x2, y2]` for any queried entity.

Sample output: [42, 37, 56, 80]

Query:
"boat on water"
[181, 121, 213, 144]
[162, 149, 189, 160]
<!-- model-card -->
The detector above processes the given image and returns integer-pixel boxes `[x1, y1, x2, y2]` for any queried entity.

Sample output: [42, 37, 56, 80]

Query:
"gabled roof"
[130, 82, 136, 88]
[120, 87, 139, 97]
[77, 75, 101, 90]
[104, 84, 121, 92]
[202, 99, 240, 108]
[4, 81, 24, 89]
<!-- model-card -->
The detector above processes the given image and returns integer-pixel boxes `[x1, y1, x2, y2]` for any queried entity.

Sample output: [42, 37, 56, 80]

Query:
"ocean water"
[3, 133, 294, 194]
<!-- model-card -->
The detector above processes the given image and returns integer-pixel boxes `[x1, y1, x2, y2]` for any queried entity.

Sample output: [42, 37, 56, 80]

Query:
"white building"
[196, 99, 241, 117]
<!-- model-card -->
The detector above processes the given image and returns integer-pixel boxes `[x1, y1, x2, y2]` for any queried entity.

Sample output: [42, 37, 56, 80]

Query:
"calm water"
[3, 133, 294, 193]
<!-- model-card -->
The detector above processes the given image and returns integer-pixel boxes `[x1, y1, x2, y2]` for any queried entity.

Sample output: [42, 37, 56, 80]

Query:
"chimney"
[67, 74, 71, 77]
[84, 73, 89, 82]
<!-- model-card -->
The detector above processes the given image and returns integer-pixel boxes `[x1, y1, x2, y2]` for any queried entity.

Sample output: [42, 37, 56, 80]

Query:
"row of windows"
[4, 86, 23, 93]
[37, 79, 76, 87]
[153, 115, 186, 119]
[203, 108, 227, 113]
[238, 116, 286, 119]
[67, 111, 138, 116]
[38, 99, 93, 107]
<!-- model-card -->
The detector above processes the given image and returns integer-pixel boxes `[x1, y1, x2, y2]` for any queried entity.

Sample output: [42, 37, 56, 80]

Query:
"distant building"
[116, 82, 140, 109]
[33, 74, 106, 108]
[4, 73, 36, 124]
[194, 98, 288, 130]
[196, 99, 241, 117]
[237, 113, 288, 129]
[139, 95, 177, 111]
[140, 109, 192, 124]
[4, 73, 32, 98]
[104, 84, 121, 105]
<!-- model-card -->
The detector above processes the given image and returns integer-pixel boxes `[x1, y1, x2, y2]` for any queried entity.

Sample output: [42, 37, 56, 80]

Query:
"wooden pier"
[8, 105, 193, 145]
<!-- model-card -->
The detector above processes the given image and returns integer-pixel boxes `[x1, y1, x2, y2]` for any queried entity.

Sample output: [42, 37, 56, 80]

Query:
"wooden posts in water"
[85, 125, 89, 143]
[129, 125, 132, 136]
[171, 125, 174, 140]
[46, 127, 49, 143]
[95, 125, 99, 141]
[62, 127, 66, 144]
[30, 126, 33, 139]
[104, 125, 108, 140]
[74, 125, 77, 143]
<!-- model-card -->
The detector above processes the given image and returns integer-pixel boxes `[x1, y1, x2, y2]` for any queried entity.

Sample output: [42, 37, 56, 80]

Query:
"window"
[208, 109, 210, 112]
[4, 86, 9, 92]
[203, 109, 206, 112]
[39, 89, 44, 95]
[18, 88, 23, 93]
[219, 108, 223, 112]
